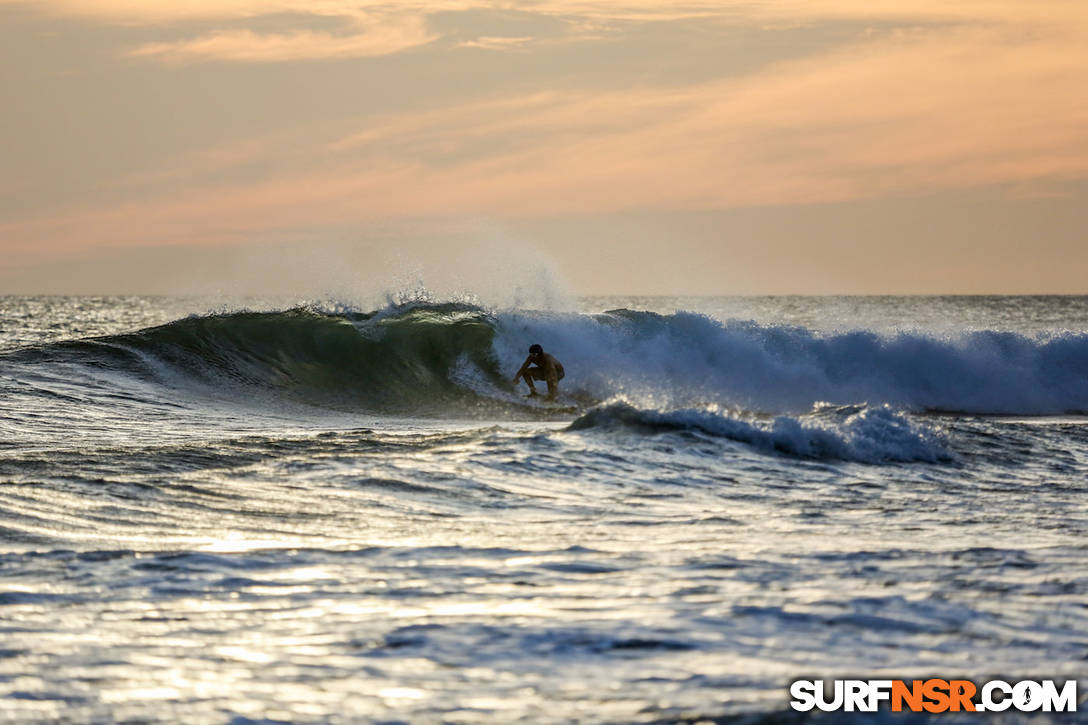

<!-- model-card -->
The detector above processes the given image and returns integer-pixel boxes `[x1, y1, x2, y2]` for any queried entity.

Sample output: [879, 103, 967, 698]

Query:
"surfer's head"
[528, 344, 543, 356]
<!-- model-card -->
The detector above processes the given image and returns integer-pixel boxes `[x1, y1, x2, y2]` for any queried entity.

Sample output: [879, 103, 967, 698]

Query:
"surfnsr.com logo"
[789, 679, 1078, 713]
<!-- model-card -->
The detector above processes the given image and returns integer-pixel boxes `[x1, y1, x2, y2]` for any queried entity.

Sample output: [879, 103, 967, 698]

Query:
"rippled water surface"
[2, 295, 1087, 723]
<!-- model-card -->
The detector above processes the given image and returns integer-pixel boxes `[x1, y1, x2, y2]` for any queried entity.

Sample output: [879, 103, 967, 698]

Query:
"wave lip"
[568, 402, 949, 464]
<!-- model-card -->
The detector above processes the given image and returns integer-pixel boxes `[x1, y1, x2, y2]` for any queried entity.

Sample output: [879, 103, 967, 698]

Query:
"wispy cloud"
[130, 21, 435, 63]
[455, 35, 533, 50]
[14, 0, 1087, 65]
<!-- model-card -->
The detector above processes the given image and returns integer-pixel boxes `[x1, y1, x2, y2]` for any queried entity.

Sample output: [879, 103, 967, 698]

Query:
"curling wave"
[6, 302, 1088, 416]
[8, 303, 509, 415]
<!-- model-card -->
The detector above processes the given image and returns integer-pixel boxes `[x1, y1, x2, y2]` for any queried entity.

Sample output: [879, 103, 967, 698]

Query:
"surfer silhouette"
[513, 344, 565, 400]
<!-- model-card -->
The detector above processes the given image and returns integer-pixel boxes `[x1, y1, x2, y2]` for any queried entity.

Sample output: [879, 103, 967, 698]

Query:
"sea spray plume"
[379, 234, 575, 313]
[567, 402, 949, 464]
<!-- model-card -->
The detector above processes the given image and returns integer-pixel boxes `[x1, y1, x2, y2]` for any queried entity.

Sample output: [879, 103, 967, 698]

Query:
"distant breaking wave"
[568, 402, 949, 464]
[6, 302, 1088, 417]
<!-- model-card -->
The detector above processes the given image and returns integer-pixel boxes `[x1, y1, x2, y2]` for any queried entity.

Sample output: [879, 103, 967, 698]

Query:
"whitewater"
[1, 294, 1086, 723]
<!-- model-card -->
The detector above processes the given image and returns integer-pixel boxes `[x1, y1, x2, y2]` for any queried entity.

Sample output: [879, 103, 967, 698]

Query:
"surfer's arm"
[513, 355, 532, 383]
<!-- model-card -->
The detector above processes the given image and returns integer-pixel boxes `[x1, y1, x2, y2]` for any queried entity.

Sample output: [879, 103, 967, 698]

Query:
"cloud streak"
[130, 22, 436, 63]
[10, 0, 1088, 66]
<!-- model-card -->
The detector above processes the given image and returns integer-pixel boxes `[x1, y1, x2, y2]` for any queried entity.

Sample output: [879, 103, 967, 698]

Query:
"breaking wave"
[6, 302, 1088, 416]
[568, 402, 949, 464]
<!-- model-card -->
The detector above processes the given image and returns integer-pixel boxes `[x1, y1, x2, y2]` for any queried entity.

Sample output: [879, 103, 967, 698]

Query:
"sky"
[2, 0, 1087, 296]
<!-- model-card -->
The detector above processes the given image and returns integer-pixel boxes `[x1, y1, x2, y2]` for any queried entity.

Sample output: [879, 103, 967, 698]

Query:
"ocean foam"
[568, 401, 949, 464]
[493, 308, 1088, 415]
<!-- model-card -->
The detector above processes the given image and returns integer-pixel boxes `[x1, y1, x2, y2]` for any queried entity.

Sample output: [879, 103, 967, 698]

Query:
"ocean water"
[1, 294, 1086, 723]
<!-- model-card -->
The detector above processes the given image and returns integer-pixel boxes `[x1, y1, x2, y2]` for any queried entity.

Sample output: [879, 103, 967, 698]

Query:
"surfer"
[513, 344, 565, 400]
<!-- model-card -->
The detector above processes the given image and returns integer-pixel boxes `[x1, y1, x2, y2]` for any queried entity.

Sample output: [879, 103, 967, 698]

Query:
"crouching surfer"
[513, 344, 565, 401]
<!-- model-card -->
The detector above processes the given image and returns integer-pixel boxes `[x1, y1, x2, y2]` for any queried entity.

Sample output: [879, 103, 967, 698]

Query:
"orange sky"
[2, 1, 1087, 295]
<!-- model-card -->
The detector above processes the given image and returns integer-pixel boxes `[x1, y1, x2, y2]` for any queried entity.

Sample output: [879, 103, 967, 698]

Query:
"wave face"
[8, 302, 1088, 416]
[11, 304, 507, 414]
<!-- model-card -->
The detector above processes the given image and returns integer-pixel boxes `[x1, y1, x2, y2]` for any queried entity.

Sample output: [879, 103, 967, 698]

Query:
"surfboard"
[518, 392, 581, 414]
